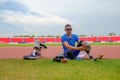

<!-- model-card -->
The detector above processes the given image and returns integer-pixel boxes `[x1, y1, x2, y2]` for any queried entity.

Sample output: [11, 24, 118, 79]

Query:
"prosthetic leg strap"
[86, 51, 94, 59]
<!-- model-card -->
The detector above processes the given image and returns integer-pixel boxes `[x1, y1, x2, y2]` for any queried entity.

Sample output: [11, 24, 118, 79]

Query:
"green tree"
[109, 32, 116, 36]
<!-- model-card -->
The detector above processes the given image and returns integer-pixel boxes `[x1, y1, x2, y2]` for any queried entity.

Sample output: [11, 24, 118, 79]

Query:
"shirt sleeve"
[61, 36, 67, 43]
[75, 35, 79, 42]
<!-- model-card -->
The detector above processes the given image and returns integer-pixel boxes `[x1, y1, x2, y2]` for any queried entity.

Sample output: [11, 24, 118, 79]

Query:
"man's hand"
[63, 41, 85, 51]
[83, 44, 91, 51]
[78, 46, 85, 51]
[77, 41, 91, 51]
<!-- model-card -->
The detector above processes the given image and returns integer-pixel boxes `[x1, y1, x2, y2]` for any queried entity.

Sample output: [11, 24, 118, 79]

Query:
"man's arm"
[63, 41, 85, 51]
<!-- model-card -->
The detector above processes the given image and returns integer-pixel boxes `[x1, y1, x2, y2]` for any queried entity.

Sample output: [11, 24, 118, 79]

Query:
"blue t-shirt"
[61, 34, 79, 56]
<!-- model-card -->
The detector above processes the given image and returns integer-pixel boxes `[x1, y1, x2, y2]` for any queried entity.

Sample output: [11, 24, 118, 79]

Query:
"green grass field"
[0, 59, 120, 80]
[0, 42, 120, 80]
[0, 42, 120, 47]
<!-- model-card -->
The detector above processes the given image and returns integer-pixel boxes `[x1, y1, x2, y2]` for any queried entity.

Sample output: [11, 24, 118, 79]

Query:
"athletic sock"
[32, 50, 38, 56]
[32, 50, 36, 56]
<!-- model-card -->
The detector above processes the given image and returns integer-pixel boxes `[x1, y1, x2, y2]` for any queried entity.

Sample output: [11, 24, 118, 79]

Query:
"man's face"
[65, 26, 72, 34]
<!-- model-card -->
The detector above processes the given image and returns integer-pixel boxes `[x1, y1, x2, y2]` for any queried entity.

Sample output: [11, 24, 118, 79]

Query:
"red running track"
[0, 46, 120, 59]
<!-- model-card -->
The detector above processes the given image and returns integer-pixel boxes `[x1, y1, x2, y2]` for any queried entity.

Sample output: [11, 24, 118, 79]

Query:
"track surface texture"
[0, 46, 120, 59]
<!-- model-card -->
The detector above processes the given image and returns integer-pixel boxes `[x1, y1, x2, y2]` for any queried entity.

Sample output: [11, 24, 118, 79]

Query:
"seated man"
[61, 24, 96, 61]
[23, 40, 47, 59]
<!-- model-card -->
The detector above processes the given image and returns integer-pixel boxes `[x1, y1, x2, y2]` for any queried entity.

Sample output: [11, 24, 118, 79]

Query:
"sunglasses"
[65, 28, 72, 31]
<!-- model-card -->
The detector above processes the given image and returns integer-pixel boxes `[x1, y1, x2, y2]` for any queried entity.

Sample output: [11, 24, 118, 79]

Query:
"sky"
[0, 0, 120, 37]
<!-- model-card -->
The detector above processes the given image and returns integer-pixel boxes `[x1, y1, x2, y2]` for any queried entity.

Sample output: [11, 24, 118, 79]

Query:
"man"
[61, 24, 96, 61]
